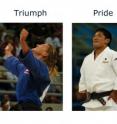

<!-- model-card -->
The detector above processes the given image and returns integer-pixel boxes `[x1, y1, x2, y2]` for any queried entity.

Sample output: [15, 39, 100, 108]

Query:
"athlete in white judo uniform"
[78, 28, 117, 111]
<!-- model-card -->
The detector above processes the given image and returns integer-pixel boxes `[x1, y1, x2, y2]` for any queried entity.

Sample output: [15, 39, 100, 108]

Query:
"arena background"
[72, 23, 117, 111]
[0, 23, 63, 111]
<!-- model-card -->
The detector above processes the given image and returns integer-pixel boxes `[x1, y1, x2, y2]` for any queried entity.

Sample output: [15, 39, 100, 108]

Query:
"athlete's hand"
[108, 90, 117, 103]
[4, 43, 13, 57]
[20, 28, 30, 54]
[20, 28, 29, 42]
[77, 91, 87, 101]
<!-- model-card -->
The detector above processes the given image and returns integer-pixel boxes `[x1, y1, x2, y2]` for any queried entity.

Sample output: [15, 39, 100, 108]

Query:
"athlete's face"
[92, 31, 109, 49]
[32, 44, 49, 61]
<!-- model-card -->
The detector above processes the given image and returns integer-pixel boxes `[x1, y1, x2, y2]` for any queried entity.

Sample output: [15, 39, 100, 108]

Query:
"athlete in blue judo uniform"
[4, 29, 57, 110]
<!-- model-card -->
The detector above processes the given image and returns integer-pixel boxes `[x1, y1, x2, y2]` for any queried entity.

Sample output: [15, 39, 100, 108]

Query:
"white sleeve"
[111, 52, 117, 90]
[79, 60, 87, 92]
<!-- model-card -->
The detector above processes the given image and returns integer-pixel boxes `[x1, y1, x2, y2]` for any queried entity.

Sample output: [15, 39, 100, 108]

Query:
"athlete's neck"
[94, 46, 107, 60]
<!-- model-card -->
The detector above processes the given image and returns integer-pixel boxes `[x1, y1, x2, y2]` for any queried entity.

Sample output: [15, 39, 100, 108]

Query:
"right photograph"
[72, 23, 117, 111]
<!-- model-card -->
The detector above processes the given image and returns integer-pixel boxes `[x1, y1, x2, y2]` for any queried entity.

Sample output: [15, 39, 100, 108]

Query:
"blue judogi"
[4, 50, 50, 107]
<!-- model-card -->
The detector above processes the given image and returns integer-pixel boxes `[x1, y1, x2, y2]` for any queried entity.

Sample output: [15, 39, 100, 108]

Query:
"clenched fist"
[77, 91, 87, 101]
[20, 28, 29, 42]
[4, 43, 14, 57]
[108, 90, 117, 103]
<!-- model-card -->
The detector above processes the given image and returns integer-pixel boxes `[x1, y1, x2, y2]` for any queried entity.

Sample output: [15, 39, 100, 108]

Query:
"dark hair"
[94, 28, 112, 46]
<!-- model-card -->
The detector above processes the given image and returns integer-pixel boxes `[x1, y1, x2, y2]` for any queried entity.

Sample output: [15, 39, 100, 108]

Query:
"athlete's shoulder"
[108, 47, 117, 60]
[109, 47, 117, 54]
[83, 52, 93, 61]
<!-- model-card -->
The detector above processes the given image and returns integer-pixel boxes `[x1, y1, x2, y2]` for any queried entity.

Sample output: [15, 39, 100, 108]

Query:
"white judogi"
[79, 47, 117, 111]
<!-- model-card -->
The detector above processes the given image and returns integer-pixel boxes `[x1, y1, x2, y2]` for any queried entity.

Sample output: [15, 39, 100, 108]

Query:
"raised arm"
[19, 28, 49, 81]
[20, 28, 30, 54]
[4, 43, 25, 77]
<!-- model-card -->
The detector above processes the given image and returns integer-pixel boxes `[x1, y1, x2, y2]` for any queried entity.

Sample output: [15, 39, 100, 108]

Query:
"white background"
[0, 0, 117, 124]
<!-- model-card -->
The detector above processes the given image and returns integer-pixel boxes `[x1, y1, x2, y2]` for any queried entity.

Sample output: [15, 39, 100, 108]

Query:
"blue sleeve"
[19, 50, 50, 81]
[4, 56, 25, 77]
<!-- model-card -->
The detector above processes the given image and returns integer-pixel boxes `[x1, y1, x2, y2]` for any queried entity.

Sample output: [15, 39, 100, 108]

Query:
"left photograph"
[0, 23, 63, 111]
